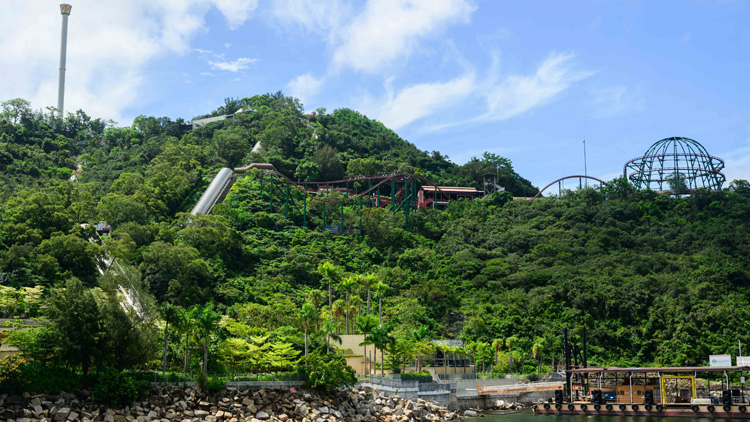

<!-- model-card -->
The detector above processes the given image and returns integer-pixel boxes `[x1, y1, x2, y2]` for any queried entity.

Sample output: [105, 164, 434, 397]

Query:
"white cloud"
[332, 0, 476, 73]
[369, 71, 476, 129]
[424, 52, 591, 132]
[0, 0, 258, 123]
[270, 0, 350, 38]
[589, 84, 644, 118]
[271, 0, 475, 74]
[209, 57, 257, 72]
[211, 0, 259, 30]
[286, 73, 324, 108]
[481, 52, 592, 121]
[722, 141, 750, 183]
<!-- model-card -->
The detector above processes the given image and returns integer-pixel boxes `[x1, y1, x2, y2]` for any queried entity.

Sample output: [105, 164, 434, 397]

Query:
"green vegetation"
[1, 93, 750, 396]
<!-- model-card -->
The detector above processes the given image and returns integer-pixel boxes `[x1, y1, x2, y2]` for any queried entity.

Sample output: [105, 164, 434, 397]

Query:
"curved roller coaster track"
[257, 169, 452, 204]
[532, 175, 609, 201]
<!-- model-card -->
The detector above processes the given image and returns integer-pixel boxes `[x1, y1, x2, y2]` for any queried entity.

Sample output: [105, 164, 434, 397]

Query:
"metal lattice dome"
[624, 137, 725, 192]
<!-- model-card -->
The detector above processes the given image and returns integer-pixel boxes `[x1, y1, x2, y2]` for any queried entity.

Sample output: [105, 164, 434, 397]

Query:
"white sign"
[738, 356, 750, 367]
[709, 354, 732, 367]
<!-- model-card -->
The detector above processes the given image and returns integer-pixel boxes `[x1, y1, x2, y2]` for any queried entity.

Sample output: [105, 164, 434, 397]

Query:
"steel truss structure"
[257, 170, 449, 233]
[624, 137, 725, 193]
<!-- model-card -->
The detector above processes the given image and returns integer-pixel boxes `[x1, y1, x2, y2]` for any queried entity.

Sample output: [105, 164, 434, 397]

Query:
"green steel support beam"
[391, 179, 396, 215]
[270, 175, 274, 213]
[285, 183, 289, 219]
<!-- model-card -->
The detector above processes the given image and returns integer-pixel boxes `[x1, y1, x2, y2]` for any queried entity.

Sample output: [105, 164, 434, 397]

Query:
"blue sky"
[1, 0, 749, 189]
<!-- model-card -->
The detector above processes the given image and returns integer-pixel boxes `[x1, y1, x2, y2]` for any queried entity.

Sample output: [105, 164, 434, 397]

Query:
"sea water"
[465, 409, 735, 422]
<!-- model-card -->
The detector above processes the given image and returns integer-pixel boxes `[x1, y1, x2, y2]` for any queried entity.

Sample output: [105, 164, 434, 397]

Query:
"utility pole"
[583, 138, 588, 188]
[58, 4, 73, 117]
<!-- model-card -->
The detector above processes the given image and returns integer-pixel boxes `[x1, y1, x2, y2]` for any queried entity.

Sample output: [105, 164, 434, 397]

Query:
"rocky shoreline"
[0, 386, 465, 422]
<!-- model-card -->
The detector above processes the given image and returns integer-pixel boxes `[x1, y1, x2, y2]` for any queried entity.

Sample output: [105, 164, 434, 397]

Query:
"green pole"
[433, 186, 437, 209]
[359, 197, 363, 236]
[285, 183, 290, 219]
[405, 179, 409, 230]
[323, 202, 326, 231]
[270, 175, 274, 213]
[377, 187, 380, 208]
[391, 179, 395, 214]
[260, 176, 263, 196]
[340, 201, 344, 235]
[368, 181, 372, 208]
[303, 193, 307, 228]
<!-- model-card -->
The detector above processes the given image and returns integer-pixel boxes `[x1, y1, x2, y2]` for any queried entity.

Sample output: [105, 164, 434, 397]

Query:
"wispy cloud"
[0, 0, 259, 123]
[423, 52, 592, 132]
[369, 71, 476, 130]
[286, 73, 324, 108]
[480, 52, 592, 121]
[589, 84, 644, 118]
[209, 57, 257, 72]
[331, 0, 476, 74]
[271, 0, 476, 75]
[722, 140, 750, 183]
[195, 49, 257, 73]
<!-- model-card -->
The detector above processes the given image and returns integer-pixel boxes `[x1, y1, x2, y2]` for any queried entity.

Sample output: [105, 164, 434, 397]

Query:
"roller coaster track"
[190, 166, 453, 215]
[532, 175, 609, 201]
[258, 169, 451, 204]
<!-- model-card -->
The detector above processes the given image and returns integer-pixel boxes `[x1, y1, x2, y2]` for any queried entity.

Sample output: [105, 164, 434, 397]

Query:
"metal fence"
[139, 371, 306, 387]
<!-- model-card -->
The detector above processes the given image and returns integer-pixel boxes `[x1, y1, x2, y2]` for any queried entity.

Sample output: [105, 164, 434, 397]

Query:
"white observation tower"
[57, 4, 72, 117]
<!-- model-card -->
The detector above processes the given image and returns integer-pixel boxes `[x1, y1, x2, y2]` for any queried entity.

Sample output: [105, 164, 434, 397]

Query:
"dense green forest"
[2, 93, 750, 386]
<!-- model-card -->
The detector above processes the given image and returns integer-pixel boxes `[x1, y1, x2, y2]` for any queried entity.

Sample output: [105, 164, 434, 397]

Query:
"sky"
[1, 0, 749, 191]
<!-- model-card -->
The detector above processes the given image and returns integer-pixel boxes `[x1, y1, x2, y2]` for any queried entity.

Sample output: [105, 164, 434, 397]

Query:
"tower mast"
[57, 4, 72, 117]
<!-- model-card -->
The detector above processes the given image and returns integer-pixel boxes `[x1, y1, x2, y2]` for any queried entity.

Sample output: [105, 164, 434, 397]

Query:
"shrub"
[0, 355, 26, 394]
[302, 352, 356, 392]
[196, 371, 208, 391]
[207, 377, 226, 393]
[92, 368, 149, 406]
[22, 364, 88, 393]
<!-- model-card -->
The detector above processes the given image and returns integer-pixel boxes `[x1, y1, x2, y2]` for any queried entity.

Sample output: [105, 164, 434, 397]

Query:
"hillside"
[2, 94, 750, 371]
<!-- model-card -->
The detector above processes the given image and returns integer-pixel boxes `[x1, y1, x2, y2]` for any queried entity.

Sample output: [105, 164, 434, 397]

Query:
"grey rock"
[255, 411, 270, 420]
[463, 410, 478, 417]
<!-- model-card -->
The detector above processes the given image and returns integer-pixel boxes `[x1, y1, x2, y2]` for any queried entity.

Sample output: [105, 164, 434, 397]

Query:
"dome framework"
[624, 137, 725, 192]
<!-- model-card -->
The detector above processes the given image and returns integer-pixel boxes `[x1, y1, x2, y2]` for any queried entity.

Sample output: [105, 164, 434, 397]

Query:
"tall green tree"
[194, 303, 221, 374]
[316, 261, 343, 321]
[356, 315, 378, 375]
[46, 278, 103, 375]
[339, 276, 357, 334]
[160, 302, 180, 375]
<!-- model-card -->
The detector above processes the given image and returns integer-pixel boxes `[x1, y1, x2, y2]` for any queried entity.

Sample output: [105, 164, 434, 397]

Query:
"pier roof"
[569, 366, 750, 373]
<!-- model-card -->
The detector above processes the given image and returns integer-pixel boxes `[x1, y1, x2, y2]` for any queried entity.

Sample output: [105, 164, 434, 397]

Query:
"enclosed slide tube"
[190, 167, 235, 215]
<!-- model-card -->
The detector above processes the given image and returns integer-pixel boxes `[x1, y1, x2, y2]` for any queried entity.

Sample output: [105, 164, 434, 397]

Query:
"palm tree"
[339, 276, 357, 334]
[491, 338, 503, 370]
[195, 303, 221, 375]
[177, 306, 196, 374]
[316, 261, 342, 320]
[506, 336, 519, 374]
[357, 315, 378, 375]
[358, 273, 377, 315]
[300, 303, 318, 360]
[373, 281, 390, 325]
[332, 299, 346, 333]
[349, 295, 362, 327]
[532, 339, 545, 378]
[370, 322, 395, 375]
[320, 320, 342, 354]
[159, 302, 180, 376]
[306, 289, 326, 310]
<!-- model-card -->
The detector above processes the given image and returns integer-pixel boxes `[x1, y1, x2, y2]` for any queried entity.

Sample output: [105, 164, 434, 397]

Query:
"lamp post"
[58, 4, 72, 117]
